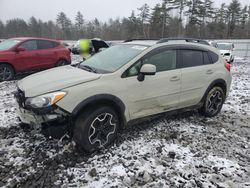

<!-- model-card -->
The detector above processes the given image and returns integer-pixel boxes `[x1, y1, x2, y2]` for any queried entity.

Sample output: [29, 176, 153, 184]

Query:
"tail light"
[224, 62, 231, 72]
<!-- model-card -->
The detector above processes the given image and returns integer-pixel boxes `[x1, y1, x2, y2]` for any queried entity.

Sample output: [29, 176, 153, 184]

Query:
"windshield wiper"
[80, 65, 98, 73]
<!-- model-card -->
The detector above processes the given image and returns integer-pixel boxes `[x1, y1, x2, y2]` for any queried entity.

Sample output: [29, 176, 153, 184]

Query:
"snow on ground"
[0, 59, 250, 187]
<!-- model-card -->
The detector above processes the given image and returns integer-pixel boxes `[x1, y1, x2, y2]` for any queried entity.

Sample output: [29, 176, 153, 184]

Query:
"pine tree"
[75, 11, 84, 30]
[137, 4, 150, 38]
[93, 18, 101, 37]
[5, 19, 29, 38]
[185, 0, 203, 37]
[0, 20, 4, 38]
[29, 17, 41, 37]
[247, 6, 250, 37]
[56, 12, 72, 39]
[227, 0, 241, 37]
[160, 0, 176, 37]
[150, 4, 163, 38]
[128, 11, 140, 38]
[170, 0, 187, 36]
[199, 0, 215, 37]
[240, 6, 248, 29]
[214, 3, 228, 38]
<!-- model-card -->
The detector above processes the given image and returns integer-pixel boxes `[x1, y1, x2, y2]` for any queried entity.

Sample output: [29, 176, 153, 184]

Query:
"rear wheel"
[0, 64, 14, 81]
[56, 59, 68, 67]
[199, 86, 225, 117]
[73, 106, 119, 152]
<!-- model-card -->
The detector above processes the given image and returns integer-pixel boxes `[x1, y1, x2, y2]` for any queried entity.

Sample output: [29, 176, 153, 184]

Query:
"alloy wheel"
[88, 113, 116, 147]
[206, 90, 223, 114]
[0, 66, 12, 81]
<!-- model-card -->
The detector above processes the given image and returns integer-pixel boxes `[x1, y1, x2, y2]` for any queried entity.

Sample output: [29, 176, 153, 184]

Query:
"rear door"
[179, 49, 216, 108]
[123, 48, 182, 119]
[36, 40, 58, 69]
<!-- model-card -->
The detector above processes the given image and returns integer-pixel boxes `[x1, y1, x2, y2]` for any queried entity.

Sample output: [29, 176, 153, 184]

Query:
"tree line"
[0, 0, 250, 40]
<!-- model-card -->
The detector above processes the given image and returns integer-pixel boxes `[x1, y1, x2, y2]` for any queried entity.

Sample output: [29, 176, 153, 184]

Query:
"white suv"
[217, 42, 235, 63]
[15, 38, 232, 152]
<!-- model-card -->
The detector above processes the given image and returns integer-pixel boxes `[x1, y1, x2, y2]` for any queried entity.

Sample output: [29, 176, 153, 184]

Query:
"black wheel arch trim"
[200, 79, 227, 104]
[71, 94, 126, 127]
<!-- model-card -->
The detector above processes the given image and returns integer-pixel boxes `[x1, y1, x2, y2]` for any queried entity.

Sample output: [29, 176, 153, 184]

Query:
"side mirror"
[137, 64, 156, 82]
[15, 47, 25, 52]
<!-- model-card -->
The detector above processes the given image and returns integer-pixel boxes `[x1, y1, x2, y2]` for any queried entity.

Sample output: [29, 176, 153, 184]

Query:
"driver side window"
[20, 40, 37, 51]
[124, 49, 177, 78]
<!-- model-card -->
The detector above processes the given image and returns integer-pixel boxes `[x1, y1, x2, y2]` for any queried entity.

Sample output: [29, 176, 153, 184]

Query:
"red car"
[0, 37, 71, 81]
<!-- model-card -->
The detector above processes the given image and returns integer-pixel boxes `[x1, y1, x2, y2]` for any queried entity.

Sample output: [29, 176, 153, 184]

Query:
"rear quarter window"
[208, 51, 219, 63]
[203, 51, 211, 64]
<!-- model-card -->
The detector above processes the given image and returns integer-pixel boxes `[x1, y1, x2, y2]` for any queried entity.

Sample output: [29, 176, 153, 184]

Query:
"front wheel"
[0, 64, 15, 81]
[199, 87, 225, 117]
[73, 106, 119, 152]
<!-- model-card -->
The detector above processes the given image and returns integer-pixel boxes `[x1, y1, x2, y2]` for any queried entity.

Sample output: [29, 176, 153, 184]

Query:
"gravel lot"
[0, 60, 249, 188]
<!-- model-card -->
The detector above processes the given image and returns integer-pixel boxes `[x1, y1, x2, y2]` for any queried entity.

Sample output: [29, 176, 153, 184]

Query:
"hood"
[18, 65, 101, 97]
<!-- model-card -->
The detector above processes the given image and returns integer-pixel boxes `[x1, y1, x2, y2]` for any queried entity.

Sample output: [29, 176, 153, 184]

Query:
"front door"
[14, 40, 40, 71]
[123, 49, 181, 119]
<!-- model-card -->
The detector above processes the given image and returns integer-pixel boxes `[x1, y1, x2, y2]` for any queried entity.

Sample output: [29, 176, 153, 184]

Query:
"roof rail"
[123, 39, 159, 43]
[157, 37, 210, 45]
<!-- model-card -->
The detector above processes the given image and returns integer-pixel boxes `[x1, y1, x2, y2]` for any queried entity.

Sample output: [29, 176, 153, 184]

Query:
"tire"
[0, 64, 15, 81]
[56, 59, 68, 67]
[73, 106, 119, 152]
[199, 86, 225, 117]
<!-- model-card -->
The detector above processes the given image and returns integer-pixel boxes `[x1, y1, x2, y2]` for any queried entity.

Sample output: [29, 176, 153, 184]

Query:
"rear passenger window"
[203, 52, 211, 64]
[37, 40, 55, 50]
[181, 50, 203, 68]
[143, 50, 177, 72]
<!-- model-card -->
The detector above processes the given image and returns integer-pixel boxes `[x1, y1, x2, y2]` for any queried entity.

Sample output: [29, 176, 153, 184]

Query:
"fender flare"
[71, 94, 126, 127]
[200, 79, 227, 104]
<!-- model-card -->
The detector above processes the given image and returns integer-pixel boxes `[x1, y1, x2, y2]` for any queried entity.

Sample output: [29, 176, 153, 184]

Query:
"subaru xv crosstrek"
[0, 37, 71, 81]
[15, 38, 232, 152]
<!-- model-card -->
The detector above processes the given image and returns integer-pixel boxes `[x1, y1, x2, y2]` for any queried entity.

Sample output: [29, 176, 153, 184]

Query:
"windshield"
[217, 43, 232, 50]
[0, 39, 21, 51]
[79, 44, 147, 73]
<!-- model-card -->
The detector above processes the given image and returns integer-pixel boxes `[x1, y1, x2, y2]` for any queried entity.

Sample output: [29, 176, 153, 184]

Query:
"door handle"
[170, 76, 180, 81]
[206, 70, 214, 74]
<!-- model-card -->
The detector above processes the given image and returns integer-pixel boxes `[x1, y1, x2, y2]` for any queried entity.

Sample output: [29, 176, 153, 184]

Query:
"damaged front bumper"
[14, 89, 72, 138]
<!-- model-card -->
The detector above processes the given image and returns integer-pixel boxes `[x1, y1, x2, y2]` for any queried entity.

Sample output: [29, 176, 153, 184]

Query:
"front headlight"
[25, 91, 66, 108]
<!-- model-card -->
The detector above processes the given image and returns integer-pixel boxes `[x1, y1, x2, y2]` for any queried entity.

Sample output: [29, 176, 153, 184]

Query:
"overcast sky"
[0, 0, 249, 23]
